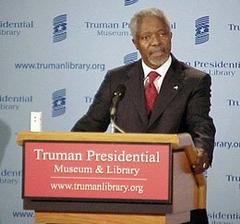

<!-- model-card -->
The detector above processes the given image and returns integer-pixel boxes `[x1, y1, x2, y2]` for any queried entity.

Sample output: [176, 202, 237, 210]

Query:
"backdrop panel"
[0, 0, 239, 223]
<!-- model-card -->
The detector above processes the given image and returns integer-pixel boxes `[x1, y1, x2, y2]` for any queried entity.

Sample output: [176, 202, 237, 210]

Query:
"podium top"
[16, 131, 194, 151]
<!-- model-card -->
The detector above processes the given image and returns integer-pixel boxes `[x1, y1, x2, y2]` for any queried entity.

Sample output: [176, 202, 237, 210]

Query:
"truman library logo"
[52, 89, 66, 117]
[195, 16, 210, 45]
[124, 0, 138, 6]
[53, 14, 67, 43]
[124, 52, 138, 65]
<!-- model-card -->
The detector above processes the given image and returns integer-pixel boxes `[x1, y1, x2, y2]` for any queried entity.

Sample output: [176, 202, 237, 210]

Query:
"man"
[72, 8, 215, 223]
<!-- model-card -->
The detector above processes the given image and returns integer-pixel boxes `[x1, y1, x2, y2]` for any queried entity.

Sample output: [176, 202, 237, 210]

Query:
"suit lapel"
[148, 58, 185, 126]
[125, 60, 149, 125]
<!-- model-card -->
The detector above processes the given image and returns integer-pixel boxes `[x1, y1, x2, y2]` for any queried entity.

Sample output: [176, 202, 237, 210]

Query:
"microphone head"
[113, 84, 126, 99]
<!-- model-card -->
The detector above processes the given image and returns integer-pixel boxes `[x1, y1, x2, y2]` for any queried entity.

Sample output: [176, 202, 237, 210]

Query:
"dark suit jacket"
[72, 55, 216, 163]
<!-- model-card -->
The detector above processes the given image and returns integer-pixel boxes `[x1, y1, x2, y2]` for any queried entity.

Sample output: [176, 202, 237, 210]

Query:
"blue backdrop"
[0, 0, 240, 223]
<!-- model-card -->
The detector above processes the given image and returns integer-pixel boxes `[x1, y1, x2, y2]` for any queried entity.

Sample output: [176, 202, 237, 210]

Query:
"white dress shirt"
[142, 56, 172, 92]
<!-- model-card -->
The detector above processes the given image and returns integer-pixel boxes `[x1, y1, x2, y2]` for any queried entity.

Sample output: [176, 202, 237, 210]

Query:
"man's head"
[130, 8, 172, 69]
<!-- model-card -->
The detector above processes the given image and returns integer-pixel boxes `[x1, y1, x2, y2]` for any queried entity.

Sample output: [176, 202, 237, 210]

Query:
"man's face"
[133, 15, 172, 69]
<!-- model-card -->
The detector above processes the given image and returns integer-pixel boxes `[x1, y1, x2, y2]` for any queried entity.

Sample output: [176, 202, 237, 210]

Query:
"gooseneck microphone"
[110, 84, 126, 118]
[110, 84, 126, 133]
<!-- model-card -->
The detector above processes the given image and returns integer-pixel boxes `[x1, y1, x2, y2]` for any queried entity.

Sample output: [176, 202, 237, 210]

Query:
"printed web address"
[14, 61, 106, 72]
[12, 210, 34, 218]
[50, 182, 144, 194]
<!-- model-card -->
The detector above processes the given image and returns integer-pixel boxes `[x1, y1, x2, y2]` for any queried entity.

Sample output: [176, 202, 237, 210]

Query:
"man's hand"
[191, 148, 210, 174]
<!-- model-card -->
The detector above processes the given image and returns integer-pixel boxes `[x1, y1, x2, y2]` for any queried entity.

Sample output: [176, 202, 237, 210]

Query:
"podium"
[16, 131, 206, 224]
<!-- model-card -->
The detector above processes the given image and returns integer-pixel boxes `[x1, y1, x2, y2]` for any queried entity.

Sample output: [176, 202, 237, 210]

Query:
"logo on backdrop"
[185, 60, 240, 78]
[195, 16, 209, 44]
[0, 95, 33, 111]
[52, 89, 66, 117]
[53, 14, 67, 43]
[124, 52, 138, 64]
[0, 20, 34, 37]
[124, 0, 138, 6]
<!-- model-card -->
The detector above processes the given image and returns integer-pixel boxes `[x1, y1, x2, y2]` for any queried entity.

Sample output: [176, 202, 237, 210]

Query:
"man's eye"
[159, 32, 167, 37]
[141, 35, 151, 40]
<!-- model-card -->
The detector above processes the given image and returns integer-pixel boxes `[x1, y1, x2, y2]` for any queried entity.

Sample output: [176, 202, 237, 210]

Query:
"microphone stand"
[109, 84, 126, 134]
[110, 117, 125, 133]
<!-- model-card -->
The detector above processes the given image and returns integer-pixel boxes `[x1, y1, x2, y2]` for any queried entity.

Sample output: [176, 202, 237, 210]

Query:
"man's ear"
[132, 38, 139, 50]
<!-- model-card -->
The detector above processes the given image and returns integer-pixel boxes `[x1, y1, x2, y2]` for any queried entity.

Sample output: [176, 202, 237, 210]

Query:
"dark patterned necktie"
[145, 71, 159, 114]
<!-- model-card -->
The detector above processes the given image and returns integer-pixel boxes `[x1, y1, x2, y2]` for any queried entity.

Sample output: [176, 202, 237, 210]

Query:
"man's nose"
[151, 33, 161, 45]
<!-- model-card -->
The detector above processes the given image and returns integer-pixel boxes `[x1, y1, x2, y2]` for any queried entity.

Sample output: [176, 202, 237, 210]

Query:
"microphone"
[110, 84, 126, 133]
[110, 84, 126, 119]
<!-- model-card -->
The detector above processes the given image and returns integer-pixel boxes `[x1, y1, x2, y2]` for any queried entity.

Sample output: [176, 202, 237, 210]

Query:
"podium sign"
[17, 132, 205, 222]
[23, 141, 172, 204]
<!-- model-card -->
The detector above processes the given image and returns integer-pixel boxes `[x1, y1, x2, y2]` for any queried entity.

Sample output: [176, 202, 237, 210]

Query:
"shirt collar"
[142, 55, 172, 79]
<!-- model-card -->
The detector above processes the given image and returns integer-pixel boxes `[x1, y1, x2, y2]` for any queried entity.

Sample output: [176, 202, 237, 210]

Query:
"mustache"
[150, 47, 165, 54]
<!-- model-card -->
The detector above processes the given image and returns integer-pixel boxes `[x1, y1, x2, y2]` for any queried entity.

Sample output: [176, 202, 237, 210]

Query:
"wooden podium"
[16, 131, 206, 224]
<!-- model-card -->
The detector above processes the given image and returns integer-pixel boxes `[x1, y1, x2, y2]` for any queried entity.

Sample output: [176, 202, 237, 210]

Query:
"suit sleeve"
[185, 73, 216, 164]
[71, 72, 112, 132]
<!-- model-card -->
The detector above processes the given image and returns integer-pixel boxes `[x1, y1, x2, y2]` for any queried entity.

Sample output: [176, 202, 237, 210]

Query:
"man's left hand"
[191, 148, 210, 174]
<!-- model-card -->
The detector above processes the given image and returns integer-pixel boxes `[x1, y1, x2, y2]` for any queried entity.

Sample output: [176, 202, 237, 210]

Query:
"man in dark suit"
[72, 8, 215, 223]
